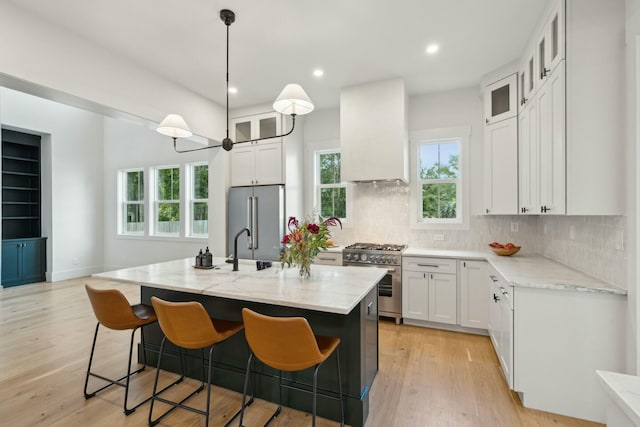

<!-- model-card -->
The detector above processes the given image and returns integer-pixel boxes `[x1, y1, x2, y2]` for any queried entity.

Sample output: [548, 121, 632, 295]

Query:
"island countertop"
[93, 257, 386, 315]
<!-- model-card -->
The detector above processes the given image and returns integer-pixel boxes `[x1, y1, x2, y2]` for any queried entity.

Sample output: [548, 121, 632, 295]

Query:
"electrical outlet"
[434, 234, 445, 241]
[569, 225, 575, 240]
[510, 222, 519, 233]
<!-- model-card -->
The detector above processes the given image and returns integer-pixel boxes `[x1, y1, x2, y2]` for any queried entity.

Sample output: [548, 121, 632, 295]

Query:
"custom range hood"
[340, 78, 409, 183]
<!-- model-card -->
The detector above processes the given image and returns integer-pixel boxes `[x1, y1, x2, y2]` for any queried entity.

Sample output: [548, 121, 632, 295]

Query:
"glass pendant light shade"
[273, 84, 315, 116]
[157, 114, 193, 138]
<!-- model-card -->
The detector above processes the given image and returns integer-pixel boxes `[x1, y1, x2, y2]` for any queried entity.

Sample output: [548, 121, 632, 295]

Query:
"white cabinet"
[518, 97, 539, 214]
[402, 257, 457, 325]
[484, 74, 517, 126]
[459, 260, 489, 329]
[488, 266, 514, 389]
[518, 48, 537, 112]
[537, 61, 565, 214]
[483, 116, 518, 215]
[230, 112, 284, 187]
[535, 0, 565, 88]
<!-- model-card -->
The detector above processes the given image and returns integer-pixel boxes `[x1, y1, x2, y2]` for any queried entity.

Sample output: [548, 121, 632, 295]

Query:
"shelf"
[2, 186, 38, 191]
[2, 201, 39, 205]
[2, 171, 39, 177]
[2, 155, 38, 163]
[2, 216, 39, 220]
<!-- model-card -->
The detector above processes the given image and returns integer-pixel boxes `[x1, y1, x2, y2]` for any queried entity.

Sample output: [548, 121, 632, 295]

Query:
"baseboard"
[402, 318, 489, 336]
[49, 265, 106, 282]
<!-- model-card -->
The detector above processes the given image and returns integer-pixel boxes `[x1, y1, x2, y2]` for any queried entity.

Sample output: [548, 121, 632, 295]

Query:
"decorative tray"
[193, 265, 216, 269]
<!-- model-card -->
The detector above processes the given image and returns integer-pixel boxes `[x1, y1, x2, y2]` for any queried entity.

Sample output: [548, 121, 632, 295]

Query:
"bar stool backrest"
[85, 285, 148, 330]
[151, 297, 220, 349]
[242, 308, 325, 371]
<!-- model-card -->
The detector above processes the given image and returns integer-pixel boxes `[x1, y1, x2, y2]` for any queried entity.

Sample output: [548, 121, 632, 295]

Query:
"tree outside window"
[156, 166, 180, 234]
[418, 140, 460, 221]
[123, 169, 144, 234]
[191, 163, 208, 237]
[317, 151, 346, 219]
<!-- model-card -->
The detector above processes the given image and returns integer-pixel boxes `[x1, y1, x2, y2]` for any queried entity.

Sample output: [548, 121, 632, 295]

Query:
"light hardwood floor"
[0, 277, 602, 427]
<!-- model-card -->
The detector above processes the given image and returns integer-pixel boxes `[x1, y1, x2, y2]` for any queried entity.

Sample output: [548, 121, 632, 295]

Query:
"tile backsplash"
[327, 182, 627, 288]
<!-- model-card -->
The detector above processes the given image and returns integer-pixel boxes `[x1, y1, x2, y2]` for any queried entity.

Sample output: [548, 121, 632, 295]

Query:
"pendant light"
[156, 9, 314, 153]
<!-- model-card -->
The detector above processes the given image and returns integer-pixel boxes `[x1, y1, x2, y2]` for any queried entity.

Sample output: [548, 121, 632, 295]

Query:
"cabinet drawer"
[403, 257, 456, 274]
[313, 252, 342, 266]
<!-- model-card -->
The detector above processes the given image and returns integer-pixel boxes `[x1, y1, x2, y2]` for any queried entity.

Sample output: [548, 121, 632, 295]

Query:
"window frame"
[153, 165, 181, 237]
[315, 148, 348, 221]
[119, 168, 145, 236]
[410, 126, 471, 230]
[188, 162, 208, 238]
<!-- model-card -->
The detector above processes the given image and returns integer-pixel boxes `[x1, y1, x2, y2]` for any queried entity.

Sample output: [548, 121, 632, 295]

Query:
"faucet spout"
[233, 227, 251, 271]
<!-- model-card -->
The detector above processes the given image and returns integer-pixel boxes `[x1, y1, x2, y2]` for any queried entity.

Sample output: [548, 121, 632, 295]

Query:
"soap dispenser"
[204, 246, 213, 268]
[195, 249, 203, 267]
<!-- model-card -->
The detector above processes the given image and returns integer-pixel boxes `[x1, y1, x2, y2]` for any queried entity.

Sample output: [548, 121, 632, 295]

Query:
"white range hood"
[340, 78, 408, 183]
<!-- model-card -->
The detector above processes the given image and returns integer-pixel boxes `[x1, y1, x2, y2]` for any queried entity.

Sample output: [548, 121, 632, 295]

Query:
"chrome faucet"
[232, 227, 251, 271]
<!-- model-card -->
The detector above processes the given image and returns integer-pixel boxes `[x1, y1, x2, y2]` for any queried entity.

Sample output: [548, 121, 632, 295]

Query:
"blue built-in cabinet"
[1, 129, 46, 287]
[2, 238, 46, 287]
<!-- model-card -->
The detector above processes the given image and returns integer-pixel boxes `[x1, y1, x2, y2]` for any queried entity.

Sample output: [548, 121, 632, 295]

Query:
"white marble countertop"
[93, 257, 386, 315]
[404, 248, 626, 295]
[597, 370, 640, 425]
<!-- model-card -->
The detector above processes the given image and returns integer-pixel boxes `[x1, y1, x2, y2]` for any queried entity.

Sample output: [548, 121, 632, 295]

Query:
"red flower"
[307, 223, 320, 234]
[287, 216, 299, 231]
[323, 216, 342, 229]
[281, 234, 290, 244]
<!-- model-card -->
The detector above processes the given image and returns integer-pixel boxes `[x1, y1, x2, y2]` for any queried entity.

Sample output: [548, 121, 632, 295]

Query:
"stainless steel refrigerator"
[227, 185, 285, 261]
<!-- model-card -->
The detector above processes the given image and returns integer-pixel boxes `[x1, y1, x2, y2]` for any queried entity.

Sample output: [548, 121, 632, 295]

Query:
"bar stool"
[239, 308, 344, 427]
[83, 284, 160, 415]
[149, 296, 251, 427]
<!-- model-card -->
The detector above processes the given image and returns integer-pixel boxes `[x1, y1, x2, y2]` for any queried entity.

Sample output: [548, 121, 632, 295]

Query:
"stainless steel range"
[343, 243, 406, 324]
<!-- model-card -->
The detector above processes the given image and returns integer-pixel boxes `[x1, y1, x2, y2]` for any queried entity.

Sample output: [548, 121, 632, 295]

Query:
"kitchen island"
[93, 257, 385, 427]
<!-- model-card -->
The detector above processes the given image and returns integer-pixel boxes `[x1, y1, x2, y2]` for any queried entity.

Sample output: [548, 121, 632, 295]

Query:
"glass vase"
[298, 256, 311, 279]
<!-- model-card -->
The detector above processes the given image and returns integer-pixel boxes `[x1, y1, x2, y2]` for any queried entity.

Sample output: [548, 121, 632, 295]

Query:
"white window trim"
[410, 126, 471, 230]
[304, 139, 353, 227]
[188, 162, 208, 238]
[118, 168, 144, 236]
[315, 148, 348, 220]
[152, 164, 181, 237]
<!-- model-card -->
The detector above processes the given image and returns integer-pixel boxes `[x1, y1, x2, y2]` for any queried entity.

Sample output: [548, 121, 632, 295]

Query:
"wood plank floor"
[0, 277, 602, 427]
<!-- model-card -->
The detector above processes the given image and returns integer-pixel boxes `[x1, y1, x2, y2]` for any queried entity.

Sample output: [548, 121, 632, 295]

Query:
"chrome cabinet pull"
[417, 264, 439, 268]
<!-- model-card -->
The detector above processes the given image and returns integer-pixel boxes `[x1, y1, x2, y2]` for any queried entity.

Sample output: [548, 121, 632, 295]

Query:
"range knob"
[390, 256, 397, 264]
[353, 254, 360, 261]
[345, 253, 352, 261]
[360, 253, 368, 262]
[382, 256, 388, 263]
[373, 255, 380, 263]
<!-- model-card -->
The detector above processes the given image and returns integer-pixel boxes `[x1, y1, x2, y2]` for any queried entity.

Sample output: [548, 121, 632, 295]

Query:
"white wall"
[1, 88, 104, 281]
[0, 1, 225, 141]
[102, 117, 218, 269]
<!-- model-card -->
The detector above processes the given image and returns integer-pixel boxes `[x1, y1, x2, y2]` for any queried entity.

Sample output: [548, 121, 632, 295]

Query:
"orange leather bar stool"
[149, 297, 252, 427]
[239, 308, 344, 427]
[84, 284, 163, 415]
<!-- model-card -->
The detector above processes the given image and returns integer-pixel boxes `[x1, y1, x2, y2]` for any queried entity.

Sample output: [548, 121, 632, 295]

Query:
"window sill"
[116, 234, 209, 244]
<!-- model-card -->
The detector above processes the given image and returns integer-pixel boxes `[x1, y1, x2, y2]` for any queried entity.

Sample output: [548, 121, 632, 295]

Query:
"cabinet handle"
[463, 261, 466, 268]
[486, 208, 490, 214]
[417, 264, 439, 268]
[540, 205, 550, 213]
[493, 293, 501, 302]
[255, 180, 258, 184]
[540, 68, 550, 79]
[317, 257, 335, 261]
[521, 207, 528, 213]
[430, 274, 433, 280]
[520, 97, 527, 106]
[489, 275, 498, 282]
[367, 301, 373, 315]
[485, 118, 489, 124]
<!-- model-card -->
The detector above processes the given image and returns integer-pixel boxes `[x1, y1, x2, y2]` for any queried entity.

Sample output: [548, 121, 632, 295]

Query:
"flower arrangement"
[280, 215, 342, 278]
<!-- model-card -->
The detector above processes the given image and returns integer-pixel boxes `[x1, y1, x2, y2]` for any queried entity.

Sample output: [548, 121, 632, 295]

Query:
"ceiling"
[7, 0, 551, 111]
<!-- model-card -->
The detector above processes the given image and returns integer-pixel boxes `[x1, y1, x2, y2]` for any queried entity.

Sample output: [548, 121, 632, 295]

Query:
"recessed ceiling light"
[313, 69, 324, 77]
[228, 87, 238, 94]
[426, 44, 439, 55]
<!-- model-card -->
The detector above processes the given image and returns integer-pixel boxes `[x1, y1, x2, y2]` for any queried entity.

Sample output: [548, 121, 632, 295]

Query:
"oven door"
[377, 266, 401, 321]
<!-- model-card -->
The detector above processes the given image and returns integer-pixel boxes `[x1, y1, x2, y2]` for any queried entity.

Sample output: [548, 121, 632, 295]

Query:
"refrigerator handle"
[252, 196, 259, 249]
[247, 196, 253, 249]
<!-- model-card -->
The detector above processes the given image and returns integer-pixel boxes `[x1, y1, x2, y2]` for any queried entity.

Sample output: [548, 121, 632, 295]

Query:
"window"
[189, 163, 208, 237]
[316, 150, 347, 219]
[417, 138, 461, 223]
[155, 166, 180, 235]
[122, 169, 144, 235]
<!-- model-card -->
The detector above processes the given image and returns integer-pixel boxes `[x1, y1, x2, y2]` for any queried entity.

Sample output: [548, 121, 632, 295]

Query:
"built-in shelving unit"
[1, 129, 46, 287]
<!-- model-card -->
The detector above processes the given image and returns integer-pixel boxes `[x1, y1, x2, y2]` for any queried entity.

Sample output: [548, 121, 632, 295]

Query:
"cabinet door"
[488, 279, 502, 355]
[546, 0, 565, 74]
[1, 241, 21, 285]
[460, 261, 489, 329]
[537, 62, 566, 215]
[499, 295, 514, 389]
[402, 271, 429, 321]
[255, 113, 281, 140]
[518, 98, 539, 215]
[229, 143, 256, 187]
[255, 142, 284, 185]
[21, 239, 45, 283]
[428, 273, 457, 325]
[484, 117, 518, 215]
[232, 118, 253, 143]
[484, 74, 518, 125]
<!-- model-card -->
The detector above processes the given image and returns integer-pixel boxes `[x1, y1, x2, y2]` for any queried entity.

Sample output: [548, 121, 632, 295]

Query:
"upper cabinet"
[484, 0, 624, 216]
[340, 78, 408, 182]
[229, 112, 285, 187]
[484, 75, 517, 125]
